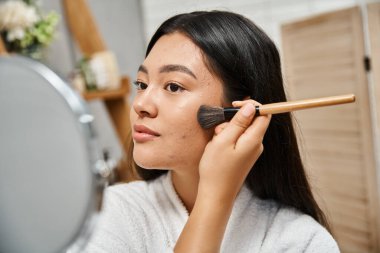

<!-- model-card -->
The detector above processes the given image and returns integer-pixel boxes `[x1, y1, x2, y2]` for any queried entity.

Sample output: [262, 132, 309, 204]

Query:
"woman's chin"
[133, 157, 167, 170]
[133, 147, 172, 169]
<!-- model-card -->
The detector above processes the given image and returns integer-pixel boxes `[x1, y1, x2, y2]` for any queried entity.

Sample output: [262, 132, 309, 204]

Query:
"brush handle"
[223, 108, 239, 120]
[257, 94, 355, 115]
[223, 94, 355, 119]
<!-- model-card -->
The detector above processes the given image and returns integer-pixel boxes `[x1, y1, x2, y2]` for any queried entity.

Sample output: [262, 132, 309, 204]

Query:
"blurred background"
[0, 0, 379, 252]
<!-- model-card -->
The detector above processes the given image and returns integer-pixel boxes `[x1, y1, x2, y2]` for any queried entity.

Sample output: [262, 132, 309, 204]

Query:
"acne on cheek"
[178, 126, 196, 140]
[172, 122, 200, 142]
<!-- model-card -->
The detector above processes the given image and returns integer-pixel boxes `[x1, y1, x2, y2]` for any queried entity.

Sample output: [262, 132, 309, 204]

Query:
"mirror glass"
[0, 56, 103, 253]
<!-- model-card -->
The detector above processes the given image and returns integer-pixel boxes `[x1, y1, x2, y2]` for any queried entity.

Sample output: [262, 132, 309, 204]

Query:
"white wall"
[141, 0, 379, 49]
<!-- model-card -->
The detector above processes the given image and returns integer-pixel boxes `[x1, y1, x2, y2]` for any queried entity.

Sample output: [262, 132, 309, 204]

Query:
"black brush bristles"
[197, 105, 240, 129]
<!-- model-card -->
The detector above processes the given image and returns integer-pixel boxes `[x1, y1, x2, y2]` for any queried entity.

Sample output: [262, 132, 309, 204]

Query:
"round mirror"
[0, 56, 107, 253]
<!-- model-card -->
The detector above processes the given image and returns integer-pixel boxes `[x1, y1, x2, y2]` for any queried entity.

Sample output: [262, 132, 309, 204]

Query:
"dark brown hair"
[130, 10, 330, 231]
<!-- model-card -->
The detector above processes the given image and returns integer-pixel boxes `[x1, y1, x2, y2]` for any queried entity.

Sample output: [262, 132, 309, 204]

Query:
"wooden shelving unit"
[81, 75, 132, 149]
[81, 76, 133, 182]
[63, 0, 134, 182]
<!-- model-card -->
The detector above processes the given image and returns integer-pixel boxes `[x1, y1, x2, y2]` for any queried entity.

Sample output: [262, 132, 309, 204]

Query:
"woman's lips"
[133, 124, 160, 142]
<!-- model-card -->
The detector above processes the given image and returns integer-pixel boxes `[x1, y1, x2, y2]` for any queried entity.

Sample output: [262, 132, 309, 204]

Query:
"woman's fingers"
[217, 103, 256, 144]
[232, 100, 259, 108]
[236, 113, 271, 153]
[232, 100, 271, 152]
[214, 122, 229, 135]
[213, 99, 271, 160]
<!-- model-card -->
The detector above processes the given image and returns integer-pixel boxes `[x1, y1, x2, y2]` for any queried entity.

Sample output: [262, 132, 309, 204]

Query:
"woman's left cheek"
[171, 121, 195, 141]
[179, 130, 191, 140]
[169, 126, 191, 141]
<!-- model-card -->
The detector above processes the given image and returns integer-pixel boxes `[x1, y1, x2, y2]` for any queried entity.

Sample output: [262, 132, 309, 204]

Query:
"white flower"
[0, 0, 40, 31]
[6, 27, 25, 41]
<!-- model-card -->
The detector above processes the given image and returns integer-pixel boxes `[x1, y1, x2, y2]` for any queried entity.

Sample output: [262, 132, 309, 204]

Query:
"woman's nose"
[132, 88, 158, 118]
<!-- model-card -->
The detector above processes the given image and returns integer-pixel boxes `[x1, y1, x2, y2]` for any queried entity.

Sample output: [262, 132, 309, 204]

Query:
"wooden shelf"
[82, 76, 130, 101]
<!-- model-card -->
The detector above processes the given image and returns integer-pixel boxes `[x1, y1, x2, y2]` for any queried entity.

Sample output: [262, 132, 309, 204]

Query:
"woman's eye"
[133, 81, 148, 90]
[165, 83, 184, 93]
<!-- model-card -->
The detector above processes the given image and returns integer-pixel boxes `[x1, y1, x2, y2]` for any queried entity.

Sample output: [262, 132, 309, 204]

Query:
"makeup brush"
[197, 94, 355, 129]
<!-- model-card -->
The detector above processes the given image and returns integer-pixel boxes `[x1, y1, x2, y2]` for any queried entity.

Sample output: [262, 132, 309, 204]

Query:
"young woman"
[84, 11, 339, 252]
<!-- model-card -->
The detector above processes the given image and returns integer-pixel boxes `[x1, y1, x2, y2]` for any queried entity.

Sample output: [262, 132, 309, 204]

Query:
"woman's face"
[130, 32, 224, 172]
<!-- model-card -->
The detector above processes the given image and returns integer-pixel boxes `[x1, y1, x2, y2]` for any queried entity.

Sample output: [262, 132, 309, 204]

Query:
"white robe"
[83, 172, 339, 252]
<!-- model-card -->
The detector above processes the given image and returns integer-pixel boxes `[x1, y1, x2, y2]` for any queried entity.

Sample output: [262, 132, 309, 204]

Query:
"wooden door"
[368, 3, 380, 141]
[281, 6, 379, 253]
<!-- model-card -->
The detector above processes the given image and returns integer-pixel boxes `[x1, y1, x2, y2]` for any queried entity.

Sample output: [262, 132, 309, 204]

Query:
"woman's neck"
[171, 169, 200, 213]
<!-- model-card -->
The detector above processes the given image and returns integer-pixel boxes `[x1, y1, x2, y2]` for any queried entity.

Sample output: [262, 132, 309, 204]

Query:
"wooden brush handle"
[258, 94, 355, 115]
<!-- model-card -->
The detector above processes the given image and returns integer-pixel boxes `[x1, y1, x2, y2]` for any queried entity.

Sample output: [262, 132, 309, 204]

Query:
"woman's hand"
[174, 100, 271, 253]
[198, 100, 271, 202]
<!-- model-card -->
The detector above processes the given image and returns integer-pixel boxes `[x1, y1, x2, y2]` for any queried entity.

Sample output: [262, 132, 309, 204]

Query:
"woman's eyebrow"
[159, 64, 197, 79]
[138, 65, 148, 74]
[138, 64, 197, 80]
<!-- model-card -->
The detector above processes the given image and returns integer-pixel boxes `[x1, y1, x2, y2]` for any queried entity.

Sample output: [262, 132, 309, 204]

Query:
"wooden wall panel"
[367, 3, 380, 136]
[63, 0, 133, 182]
[367, 3, 380, 250]
[281, 6, 379, 253]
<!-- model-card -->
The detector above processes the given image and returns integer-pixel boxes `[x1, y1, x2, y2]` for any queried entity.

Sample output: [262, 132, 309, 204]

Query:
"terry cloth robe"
[83, 171, 340, 253]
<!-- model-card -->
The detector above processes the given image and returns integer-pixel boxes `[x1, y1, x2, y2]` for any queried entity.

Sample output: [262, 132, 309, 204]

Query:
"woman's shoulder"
[106, 179, 149, 200]
[104, 174, 167, 211]
[82, 175, 171, 252]
[257, 199, 340, 252]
